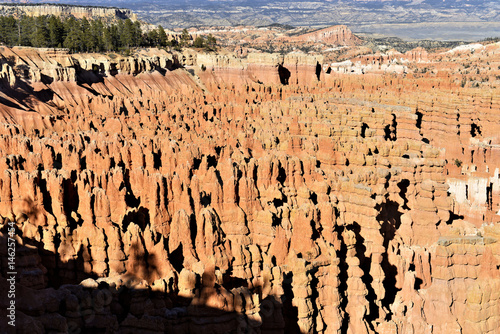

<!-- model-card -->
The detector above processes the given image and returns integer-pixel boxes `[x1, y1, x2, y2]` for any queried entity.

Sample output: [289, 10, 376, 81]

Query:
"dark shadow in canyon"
[0, 223, 295, 333]
[281, 271, 301, 334]
[0, 94, 26, 110]
[376, 199, 402, 321]
[398, 179, 410, 210]
[334, 224, 350, 334]
[278, 64, 291, 85]
[168, 243, 185, 273]
[0, 190, 411, 334]
[315, 62, 322, 81]
[122, 207, 150, 232]
[0, 181, 408, 334]
[470, 122, 482, 138]
[1, 62, 175, 114]
[361, 122, 369, 138]
[384, 113, 398, 141]
[347, 222, 379, 330]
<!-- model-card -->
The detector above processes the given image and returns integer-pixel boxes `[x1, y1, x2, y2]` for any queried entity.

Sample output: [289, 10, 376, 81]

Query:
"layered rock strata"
[0, 4, 136, 21]
[0, 44, 499, 333]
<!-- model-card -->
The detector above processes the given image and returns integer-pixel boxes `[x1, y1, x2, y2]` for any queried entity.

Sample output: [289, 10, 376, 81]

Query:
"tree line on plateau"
[0, 15, 216, 53]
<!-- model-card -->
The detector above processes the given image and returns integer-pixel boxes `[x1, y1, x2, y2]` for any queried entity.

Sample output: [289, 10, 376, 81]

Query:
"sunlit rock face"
[0, 43, 500, 334]
[0, 4, 137, 21]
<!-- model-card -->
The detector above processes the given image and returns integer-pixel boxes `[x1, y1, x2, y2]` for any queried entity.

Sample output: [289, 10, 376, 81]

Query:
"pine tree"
[133, 20, 142, 47]
[206, 34, 217, 51]
[31, 16, 49, 47]
[63, 17, 82, 52]
[148, 29, 159, 46]
[103, 25, 118, 51]
[0, 15, 166, 52]
[121, 19, 134, 48]
[19, 16, 35, 46]
[48, 15, 63, 48]
[116, 19, 125, 48]
[180, 28, 190, 47]
[90, 19, 105, 52]
[80, 17, 92, 52]
[193, 35, 205, 48]
[158, 25, 167, 47]
[0, 16, 17, 46]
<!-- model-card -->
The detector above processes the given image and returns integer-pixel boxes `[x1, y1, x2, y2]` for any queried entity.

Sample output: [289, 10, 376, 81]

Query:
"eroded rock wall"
[0, 45, 499, 333]
[0, 4, 136, 21]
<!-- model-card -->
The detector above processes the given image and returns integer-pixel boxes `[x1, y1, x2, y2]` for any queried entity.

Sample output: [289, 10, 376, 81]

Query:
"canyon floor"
[0, 32, 500, 333]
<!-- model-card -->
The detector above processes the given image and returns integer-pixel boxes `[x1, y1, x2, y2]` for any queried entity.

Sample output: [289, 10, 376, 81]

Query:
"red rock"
[0, 42, 498, 333]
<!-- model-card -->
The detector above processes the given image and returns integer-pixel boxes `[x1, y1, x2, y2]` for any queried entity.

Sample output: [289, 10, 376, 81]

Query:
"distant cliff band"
[0, 4, 137, 21]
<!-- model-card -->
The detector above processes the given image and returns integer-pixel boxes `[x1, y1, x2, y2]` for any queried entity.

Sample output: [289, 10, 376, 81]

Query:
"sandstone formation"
[0, 4, 136, 21]
[192, 25, 362, 55]
[0, 42, 499, 333]
[292, 25, 362, 46]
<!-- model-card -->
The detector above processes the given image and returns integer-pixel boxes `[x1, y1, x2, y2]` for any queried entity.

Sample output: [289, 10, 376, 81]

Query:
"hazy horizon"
[7, 0, 500, 40]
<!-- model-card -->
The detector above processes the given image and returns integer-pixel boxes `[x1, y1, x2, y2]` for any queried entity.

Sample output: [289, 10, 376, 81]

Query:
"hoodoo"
[0, 23, 499, 334]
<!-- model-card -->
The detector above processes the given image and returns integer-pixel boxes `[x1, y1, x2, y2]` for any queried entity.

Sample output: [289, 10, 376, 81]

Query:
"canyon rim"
[0, 3, 500, 334]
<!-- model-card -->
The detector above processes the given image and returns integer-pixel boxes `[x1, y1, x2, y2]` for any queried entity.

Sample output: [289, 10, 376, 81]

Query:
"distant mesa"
[293, 25, 362, 46]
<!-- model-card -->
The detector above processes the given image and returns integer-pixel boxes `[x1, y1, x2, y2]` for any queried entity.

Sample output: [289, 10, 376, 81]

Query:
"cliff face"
[0, 44, 499, 334]
[293, 25, 362, 46]
[0, 4, 137, 21]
